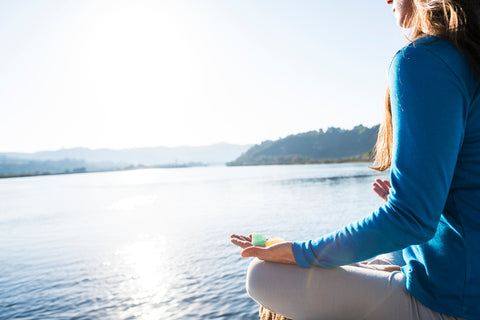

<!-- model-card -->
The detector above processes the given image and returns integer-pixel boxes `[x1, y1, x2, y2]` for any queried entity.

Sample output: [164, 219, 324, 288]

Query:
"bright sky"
[0, 0, 405, 153]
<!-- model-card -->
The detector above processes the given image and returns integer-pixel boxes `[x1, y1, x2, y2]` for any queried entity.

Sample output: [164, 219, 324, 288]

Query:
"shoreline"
[0, 163, 206, 180]
[0, 160, 374, 180]
[226, 158, 373, 167]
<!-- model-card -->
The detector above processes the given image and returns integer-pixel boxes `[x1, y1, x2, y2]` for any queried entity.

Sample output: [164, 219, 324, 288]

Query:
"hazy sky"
[0, 1, 406, 153]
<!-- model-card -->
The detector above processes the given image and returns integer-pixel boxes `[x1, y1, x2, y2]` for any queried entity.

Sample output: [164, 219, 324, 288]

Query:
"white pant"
[246, 252, 464, 320]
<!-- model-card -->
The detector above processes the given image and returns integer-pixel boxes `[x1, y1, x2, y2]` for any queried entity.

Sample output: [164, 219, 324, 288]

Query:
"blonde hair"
[372, 0, 480, 172]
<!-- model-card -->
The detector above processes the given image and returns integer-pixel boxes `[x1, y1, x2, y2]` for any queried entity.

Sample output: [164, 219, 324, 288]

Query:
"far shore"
[0, 159, 374, 180]
[226, 158, 373, 167]
[0, 163, 207, 180]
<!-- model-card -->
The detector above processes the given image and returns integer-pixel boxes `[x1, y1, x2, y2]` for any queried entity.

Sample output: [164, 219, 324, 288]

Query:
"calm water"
[0, 163, 387, 319]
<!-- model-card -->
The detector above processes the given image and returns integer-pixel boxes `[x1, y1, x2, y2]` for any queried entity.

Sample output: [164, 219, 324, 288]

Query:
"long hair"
[372, 0, 480, 172]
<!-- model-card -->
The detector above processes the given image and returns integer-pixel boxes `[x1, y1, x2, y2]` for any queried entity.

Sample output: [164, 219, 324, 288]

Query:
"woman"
[231, 0, 480, 319]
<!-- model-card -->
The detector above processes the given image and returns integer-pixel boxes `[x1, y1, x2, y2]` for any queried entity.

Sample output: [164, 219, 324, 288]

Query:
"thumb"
[241, 246, 267, 259]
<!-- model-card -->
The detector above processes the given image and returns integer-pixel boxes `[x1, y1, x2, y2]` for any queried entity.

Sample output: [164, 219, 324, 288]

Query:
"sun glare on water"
[108, 195, 158, 211]
[111, 233, 171, 319]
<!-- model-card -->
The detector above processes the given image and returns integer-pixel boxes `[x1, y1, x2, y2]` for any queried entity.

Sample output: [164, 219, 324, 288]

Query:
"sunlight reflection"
[108, 195, 157, 211]
[107, 168, 161, 186]
[113, 233, 170, 318]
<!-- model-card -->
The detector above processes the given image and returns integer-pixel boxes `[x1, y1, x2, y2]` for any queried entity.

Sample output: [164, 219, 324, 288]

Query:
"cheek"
[398, 0, 414, 14]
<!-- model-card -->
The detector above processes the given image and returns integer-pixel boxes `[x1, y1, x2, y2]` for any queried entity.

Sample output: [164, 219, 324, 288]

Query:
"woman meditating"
[231, 0, 480, 319]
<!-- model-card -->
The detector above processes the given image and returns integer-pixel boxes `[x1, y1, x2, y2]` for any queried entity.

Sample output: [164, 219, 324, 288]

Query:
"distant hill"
[1, 143, 252, 166]
[227, 125, 379, 166]
[0, 143, 252, 178]
[0, 157, 89, 177]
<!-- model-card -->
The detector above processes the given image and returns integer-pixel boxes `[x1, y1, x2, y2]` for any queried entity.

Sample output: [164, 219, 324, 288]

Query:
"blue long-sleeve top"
[292, 36, 480, 319]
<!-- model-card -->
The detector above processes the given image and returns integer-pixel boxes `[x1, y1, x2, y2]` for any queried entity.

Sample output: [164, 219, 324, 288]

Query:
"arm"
[293, 43, 468, 268]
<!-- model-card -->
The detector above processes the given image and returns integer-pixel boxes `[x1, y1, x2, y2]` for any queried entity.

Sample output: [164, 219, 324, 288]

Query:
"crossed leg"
[246, 255, 462, 320]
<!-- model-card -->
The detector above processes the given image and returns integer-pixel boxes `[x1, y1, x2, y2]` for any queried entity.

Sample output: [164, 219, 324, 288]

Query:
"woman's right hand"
[230, 234, 296, 264]
[372, 179, 391, 202]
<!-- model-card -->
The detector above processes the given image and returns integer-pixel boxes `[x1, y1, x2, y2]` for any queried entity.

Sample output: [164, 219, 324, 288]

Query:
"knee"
[245, 258, 267, 301]
[245, 259, 302, 319]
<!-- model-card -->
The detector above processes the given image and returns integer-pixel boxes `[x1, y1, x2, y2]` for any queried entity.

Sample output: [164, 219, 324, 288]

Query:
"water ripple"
[0, 164, 382, 319]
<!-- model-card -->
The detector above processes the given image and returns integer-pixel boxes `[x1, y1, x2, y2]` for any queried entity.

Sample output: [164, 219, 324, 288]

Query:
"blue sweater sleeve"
[292, 42, 468, 268]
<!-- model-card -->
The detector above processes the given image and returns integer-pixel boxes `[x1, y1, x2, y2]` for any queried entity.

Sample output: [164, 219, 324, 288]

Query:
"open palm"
[230, 234, 296, 264]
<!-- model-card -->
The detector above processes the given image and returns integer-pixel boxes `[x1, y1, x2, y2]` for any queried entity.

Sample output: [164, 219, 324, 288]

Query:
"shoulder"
[390, 36, 470, 82]
[388, 36, 475, 123]
[396, 36, 458, 58]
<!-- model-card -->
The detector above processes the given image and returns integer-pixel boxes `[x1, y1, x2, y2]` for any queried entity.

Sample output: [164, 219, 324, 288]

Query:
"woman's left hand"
[372, 179, 391, 202]
[230, 234, 297, 264]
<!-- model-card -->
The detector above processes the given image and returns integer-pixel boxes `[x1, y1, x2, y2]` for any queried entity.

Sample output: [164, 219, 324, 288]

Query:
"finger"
[231, 238, 253, 249]
[384, 180, 391, 188]
[373, 187, 388, 201]
[378, 185, 389, 194]
[375, 180, 387, 190]
[373, 180, 387, 191]
[235, 234, 253, 242]
[374, 187, 388, 196]
[373, 185, 386, 196]
[230, 234, 252, 242]
[378, 180, 391, 191]
[241, 234, 252, 241]
[230, 236, 251, 245]
[231, 239, 252, 249]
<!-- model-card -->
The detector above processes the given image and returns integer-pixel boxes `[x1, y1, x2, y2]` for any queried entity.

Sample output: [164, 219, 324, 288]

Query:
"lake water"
[0, 163, 388, 319]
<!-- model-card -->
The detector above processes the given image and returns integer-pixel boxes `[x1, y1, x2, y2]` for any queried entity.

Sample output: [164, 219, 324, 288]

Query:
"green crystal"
[251, 233, 267, 246]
